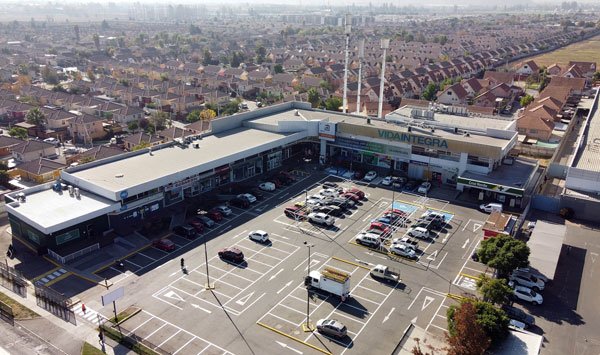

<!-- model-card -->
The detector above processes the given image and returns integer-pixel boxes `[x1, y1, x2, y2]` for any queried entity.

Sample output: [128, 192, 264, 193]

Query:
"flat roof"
[7, 188, 119, 234]
[66, 127, 303, 199]
[572, 91, 600, 171]
[527, 221, 566, 281]
[390, 106, 514, 131]
[460, 157, 537, 189]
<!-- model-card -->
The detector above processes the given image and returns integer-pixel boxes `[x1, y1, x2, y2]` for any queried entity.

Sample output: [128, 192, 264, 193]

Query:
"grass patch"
[101, 324, 159, 355]
[525, 34, 600, 68]
[107, 305, 139, 324]
[81, 342, 105, 355]
[0, 291, 39, 319]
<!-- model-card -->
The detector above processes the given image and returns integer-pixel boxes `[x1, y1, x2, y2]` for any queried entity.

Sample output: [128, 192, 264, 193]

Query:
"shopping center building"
[5, 101, 538, 256]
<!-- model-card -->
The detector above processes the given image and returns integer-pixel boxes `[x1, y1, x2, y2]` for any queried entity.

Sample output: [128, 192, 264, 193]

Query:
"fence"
[33, 282, 76, 325]
[0, 300, 14, 326]
[0, 261, 27, 298]
[48, 243, 99, 264]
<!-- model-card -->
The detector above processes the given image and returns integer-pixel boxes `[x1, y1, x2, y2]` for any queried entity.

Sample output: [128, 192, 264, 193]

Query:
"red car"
[218, 247, 244, 263]
[346, 187, 365, 199]
[206, 210, 223, 222]
[341, 192, 360, 202]
[279, 171, 296, 182]
[385, 209, 407, 217]
[284, 206, 307, 220]
[189, 220, 205, 233]
[370, 221, 392, 235]
[153, 238, 176, 251]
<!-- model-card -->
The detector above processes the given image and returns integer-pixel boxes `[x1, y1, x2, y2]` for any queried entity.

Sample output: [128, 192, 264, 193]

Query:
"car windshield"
[530, 289, 538, 297]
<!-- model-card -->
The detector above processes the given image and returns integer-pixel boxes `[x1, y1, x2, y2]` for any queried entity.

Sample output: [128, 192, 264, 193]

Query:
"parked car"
[510, 282, 543, 305]
[316, 319, 347, 338]
[513, 268, 549, 284]
[509, 319, 527, 330]
[308, 212, 335, 226]
[345, 187, 365, 199]
[229, 197, 249, 209]
[355, 232, 381, 248]
[204, 210, 223, 222]
[248, 230, 269, 243]
[306, 195, 324, 206]
[278, 171, 296, 183]
[188, 220, 205, 233]
[377, 213, 404, 226]
[417, 182, 432, 194]
[364, 170, 378, 182]
[314, 205, 343, 217]
[509, 273, 545, 291]
[319, 188, 339, 198]
[341, 192, 360, 202]
[153, 238, 176, 251]
[173, 225, 198, 239]
[479, 203, 503, 213]
[407, 227, 433, 240]
[284, 206, 307, 220]
[267, 177, 283, 188]
[420, 211, 446, 222]
[412, 218, 444, 230]
[322, 182, 339, 189]
[391, 237, 419, 251]
[212, 205, 232, 216]
[237, 193, 257, 204]
[259, 182, 276, 191]
[369, 222, 392, 237]
[404, 180, 417, 191]
[380, 176, 394, 186]
[218, 247, 244, 263]
[501, 305, 535, 328]
[248, 187, 265, 200]
[389, 244, 417, 259]
[323, 197, 354, 209]
[196, 215, 215, 228]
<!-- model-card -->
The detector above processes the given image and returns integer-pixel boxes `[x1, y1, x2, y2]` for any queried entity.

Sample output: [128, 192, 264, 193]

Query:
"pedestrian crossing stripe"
[72, 306, 107, 324]
[37, 269, 68, 285]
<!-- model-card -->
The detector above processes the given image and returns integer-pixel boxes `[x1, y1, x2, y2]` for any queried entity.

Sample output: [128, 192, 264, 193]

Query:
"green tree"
[203, 49, 212, 65]
[26, 108, 46, 127]
[446, 302, 490, 355]
[101, 20, 109, 30]
[593, 71, 600, 81]
[477, 235, 530, 276]
[255, 45, 266, 63]
[274, 64, 284, 74]
[476, 274, 513, 305]
[93, 34, 100, 51]
[8, 127, 28, 139]
[448, 299, 508, 348]
[187, 109, 201, 123]
[149, 111, 169, 132]
[520, 94, 534, 107]
[132, 142, 150, 151]
[200, 109, 216, 121]
[324, 97, 342, 111]
[422, 83, 439, 101]
[127, 120, 139, 133]
[41, 66, 59, 85]
[307, 88, 320, 108]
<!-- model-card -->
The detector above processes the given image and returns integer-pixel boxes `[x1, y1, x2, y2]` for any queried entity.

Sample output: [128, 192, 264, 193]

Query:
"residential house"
[562, 65, 584, 79]
[0, 136, 24, 158]
[76, 145, 125, 163]
[11, 140, 56, 162]
[483, 71, 515, 86]
[473, 90, 499, 108]
[122, 132, 163, 151]
[157, 126, 195, 142]
[568, 61, 596, 77]
[436, 83, 469, 105]
[547, 63, 562, 76]
[14, 157, 65, 183]
[361, 101, 393, 118]
[516, 60, 540, 76]
[113, 105, 144, 125]
[462, 78, 484, 98]
[69, 113, 105, 144]
[517, 113, 554, 141]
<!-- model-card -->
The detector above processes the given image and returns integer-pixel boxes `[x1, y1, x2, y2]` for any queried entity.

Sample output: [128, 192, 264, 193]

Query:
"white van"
[479, 203, 503, 213]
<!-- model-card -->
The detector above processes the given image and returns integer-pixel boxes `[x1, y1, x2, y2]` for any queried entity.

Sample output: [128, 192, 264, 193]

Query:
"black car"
[413, 218, 444, 230]
[172, 225, 198, 239]
[248, 188, 265, 200]
[315, 205, 343, 217]
[404, 180, 417, 191]
[324, 197, 354, 210]
[229, 197, 249, 209]
[322, 182, 339, 189]
[218, 247, 244, 263]
[501, 305, 535, 328]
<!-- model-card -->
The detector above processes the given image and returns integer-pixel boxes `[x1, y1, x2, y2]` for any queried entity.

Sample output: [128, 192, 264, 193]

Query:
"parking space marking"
[356, 284, 387, 297]
[124, 259, 143, 269]
[350, 294, 379, 306]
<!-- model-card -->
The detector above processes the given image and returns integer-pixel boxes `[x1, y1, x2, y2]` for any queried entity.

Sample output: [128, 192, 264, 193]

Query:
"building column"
[458, 152, 468, 175]
[319, 139, 327, 165]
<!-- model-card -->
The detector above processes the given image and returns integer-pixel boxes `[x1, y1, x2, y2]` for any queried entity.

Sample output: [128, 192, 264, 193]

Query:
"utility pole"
[378, 38, 390, 119]
[302, 241, 315, 332]
[356, 38, 365, 114]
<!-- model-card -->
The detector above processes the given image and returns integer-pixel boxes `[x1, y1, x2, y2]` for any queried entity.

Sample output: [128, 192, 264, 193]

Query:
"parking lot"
[79, 170, 511, 355]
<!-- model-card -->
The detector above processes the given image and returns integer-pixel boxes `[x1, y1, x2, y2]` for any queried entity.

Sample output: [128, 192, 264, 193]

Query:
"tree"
[446, 302, 490, 355]
[274, 64, 284, 74]
[187, 109, 201, 123]
[8, 127, 28, 139]
[477, 235, 530, 276]
[307, 88, 321, 108]
[203, 49, 212, 65]
[26, 108, 46, 127]
[101, 20, 109, 30]
[593, 71, 600, 81]
[471, 300, 509, 346]
[148, 111, 169, 133]
[132, 142, 150, 151]
[86, 68, 96, 82]
[476, 274, 512, 305]
[42, 66, 59, 85]
[74, 25, 80, 42]
[127, 120, 139, 133]
[422, 83, 439, 101]
[520, 94, 534, 107]
[255, 45, 267, 63]
[93, 34, 100, 51]
[324, 97, 342, 111]
[200, 109, 216, 121]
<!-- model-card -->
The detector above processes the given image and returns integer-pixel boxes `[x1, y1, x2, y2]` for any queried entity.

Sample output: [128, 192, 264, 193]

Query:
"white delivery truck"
[370, 264, 401, 283]
[305, 266, 351, 301]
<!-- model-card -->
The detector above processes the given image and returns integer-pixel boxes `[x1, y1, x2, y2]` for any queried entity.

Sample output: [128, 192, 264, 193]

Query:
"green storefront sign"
[457, 177, 524, 197]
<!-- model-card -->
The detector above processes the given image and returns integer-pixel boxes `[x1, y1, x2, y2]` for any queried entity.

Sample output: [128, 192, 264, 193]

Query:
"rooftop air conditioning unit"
[193, 143, 200, 149]
[74, 188, 80, 198]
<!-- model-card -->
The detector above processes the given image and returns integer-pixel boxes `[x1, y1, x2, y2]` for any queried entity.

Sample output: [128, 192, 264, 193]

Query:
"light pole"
[378, 38, 390, 119]
[204, 241, 214, 290]
[302, 241, 315, 332]
[349, 135, 356, 180]
[356, 38, 365, 114]
[342, 14, 352, 114]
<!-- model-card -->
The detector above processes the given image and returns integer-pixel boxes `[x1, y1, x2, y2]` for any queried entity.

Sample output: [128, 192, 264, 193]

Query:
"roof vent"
[74, 187, 81, 198]
[148, 147, 153, 156]
[463, 132, 470, 137]
[294, 109, 299, 116]
[193, 143, 200, 149]
[115, 173, 124, 178]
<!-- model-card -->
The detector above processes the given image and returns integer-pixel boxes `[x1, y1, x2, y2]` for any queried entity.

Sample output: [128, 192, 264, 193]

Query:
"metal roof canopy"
[527, 221, 566, 281]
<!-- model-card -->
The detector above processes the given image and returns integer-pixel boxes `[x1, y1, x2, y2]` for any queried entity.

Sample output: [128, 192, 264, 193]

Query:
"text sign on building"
[457, 177, 524, 197]
[378, 129, 449, 149]
[319, 121, 337, 141]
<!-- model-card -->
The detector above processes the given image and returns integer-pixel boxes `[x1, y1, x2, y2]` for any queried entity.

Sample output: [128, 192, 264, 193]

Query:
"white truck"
[305, 267, 351, 301]
[370, 264, 401, 283]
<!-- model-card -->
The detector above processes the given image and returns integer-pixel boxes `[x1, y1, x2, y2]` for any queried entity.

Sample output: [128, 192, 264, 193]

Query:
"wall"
[516, 143, 555, 158]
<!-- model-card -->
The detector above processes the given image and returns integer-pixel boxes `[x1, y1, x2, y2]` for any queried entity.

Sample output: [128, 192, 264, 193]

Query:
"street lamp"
[342, 14, 352, 114]
[378, 38, 390, 119]
[349, 135, 356, 180]
[356, 38, 365, 114]
[204, 241, 214, 290]
[302, 241, 315, 332]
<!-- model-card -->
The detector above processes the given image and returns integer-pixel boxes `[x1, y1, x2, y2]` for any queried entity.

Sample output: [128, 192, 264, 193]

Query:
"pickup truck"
[370, 264, 401, 283]
[391, 236, 419, 251]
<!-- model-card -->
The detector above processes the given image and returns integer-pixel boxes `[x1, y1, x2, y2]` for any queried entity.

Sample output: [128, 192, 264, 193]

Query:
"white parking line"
[278, 304, 306, 315]
[185, 276, 243, 291]
[356, 285, 387, 297]
[269, 313, 301, 327]
[172, 337, 195, 355]
[331, 311, 367, 325]
[349, 294, 379, 305]
[127, 317, 155, 336]
[232, 230, 248, 239]
[145, 323, 167, 340]
[157, 329, 181, 348]
[124, 259, 142, 269]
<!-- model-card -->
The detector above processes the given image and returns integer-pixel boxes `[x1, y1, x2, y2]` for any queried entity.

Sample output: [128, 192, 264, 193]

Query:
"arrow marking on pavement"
[383, 307, 395, 323]
[236, 291, 255, 306]
[275, 341, 303, 354]
[422, 296, 435, 311]
[462, 239, 470, 249]
[164, 290, 184, 301]
[277, 281, 293, 295]
[441, 234, 449, 243]
[473, 223, 482, 232]
[427, 250, 438, 261]
[270, 268, 284, 281]
[191, 303, 212, 314]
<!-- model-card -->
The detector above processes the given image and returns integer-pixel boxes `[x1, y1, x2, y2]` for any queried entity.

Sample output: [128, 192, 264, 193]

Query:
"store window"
[56, 229, 81, 245]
